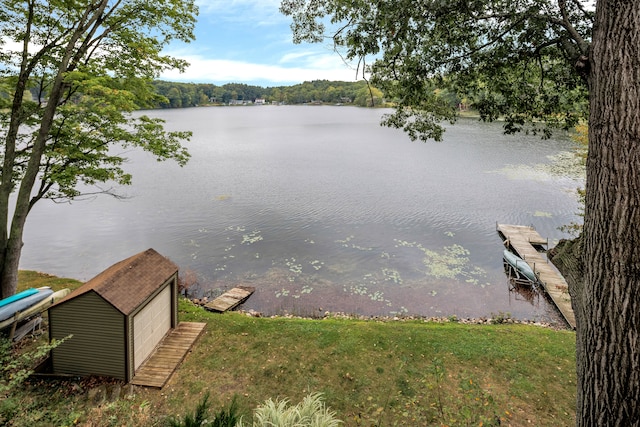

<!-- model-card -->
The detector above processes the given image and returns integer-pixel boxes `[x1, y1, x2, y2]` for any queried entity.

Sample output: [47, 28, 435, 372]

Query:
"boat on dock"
[496, 223, 576, 329]
[503, 249, 538, 284]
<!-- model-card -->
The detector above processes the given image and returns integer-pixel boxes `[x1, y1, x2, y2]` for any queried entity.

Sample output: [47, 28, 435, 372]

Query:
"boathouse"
[48, 248, 179, 381]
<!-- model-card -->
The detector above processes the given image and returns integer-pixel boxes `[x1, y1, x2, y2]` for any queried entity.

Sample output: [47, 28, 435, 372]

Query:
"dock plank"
[204, 286, 255, 312]
[131, 322, 206, 388]
[497, 224, 576, 329]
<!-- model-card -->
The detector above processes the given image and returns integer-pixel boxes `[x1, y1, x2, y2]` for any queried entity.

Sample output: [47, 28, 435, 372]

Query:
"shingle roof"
[53, 248, 178, 315]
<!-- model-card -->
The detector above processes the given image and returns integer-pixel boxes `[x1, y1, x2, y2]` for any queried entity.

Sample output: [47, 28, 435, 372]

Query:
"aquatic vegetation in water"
[336, 235, 373, 251]
[533, 211, 553, 218]
[285, 258, 303, 274]
[423, 244, 470, 279]
[394, 240, 488, 286]
[369, 291, 386, 302]
[490, 150, 585, 182]
[305, 238, 315, 244]
[382, 268, 403, 284]
[344, 275, 390, 303]
[395, 239, 424, 250]
[390, 306, 409, 315]
[275, 288, 290, 298]
[445, 231, 455, 237]
[309, 260, 324, 271]
[241, 230, 263, 245]
[345, 284, 370, 296]
[225, 225, 246, 232]
[185, 239, 200, 248]
[545, 151, 587, 178]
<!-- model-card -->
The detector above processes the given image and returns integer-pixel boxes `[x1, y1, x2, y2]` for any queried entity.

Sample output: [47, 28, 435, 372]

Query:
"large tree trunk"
[577, 0, 640, 424]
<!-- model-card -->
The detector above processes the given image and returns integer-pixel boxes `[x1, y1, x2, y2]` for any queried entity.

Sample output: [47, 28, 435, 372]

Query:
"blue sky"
[160, 0, 361, 87]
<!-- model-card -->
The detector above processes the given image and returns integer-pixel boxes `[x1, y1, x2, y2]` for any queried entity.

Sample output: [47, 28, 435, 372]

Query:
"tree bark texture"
[580, 0, 640, 424]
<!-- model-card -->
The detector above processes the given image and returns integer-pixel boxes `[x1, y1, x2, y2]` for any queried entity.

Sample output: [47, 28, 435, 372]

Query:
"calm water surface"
[22, 106, 583, 324]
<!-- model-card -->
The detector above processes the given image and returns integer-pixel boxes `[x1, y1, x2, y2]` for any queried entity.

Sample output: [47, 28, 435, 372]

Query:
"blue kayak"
[503, 249, 538, 283]
[0, 288, 39, 309]
[0, 287, 53, 322]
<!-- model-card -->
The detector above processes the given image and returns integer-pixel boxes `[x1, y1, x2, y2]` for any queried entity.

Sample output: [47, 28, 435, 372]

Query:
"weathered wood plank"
[204, 286, 255, 312]
[497, 224, 576, 329]
[131, 322, 206, 388]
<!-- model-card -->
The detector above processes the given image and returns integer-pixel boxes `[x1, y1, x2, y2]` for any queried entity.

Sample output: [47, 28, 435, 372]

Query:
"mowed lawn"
[6, 272, 576, 426]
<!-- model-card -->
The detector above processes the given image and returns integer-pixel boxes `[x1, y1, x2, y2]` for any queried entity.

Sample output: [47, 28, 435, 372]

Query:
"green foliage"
[241, 393, 342, 427]
[0, 335, 70, 396]
[281, 0, 592, 141]
[152, 79, 379, 108]
[353, 358, 501, 426]
[167, 393, 241, 427]
[0, 0, 197, 297]
[5, 307, 577, 426]
[490, 311, 512, 324]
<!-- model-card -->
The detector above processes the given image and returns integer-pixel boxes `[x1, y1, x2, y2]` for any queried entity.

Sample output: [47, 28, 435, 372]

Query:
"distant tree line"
[151, 79, 391, 108]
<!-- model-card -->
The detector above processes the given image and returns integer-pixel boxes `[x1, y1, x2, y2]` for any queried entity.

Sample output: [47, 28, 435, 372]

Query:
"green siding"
[49, 291, 126, 380]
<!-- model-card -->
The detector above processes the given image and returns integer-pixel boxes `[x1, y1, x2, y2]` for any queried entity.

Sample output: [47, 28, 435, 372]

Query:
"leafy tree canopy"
[0, 0, 197, 298]
[151, 79, 378, 107]
[281, 0, 592, 141]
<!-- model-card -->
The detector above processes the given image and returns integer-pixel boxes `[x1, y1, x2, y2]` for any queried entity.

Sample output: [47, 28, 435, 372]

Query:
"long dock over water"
[497, 224, 576, 329]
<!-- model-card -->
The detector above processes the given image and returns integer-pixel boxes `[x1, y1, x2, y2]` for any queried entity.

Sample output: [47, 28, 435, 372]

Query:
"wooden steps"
[204, 286, 255, 312]
[131, 322, 206, 388]
[497, 224, 576, 329]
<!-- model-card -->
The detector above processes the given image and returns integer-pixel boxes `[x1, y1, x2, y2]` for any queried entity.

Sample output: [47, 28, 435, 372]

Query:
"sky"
[159, 0, 361, 87]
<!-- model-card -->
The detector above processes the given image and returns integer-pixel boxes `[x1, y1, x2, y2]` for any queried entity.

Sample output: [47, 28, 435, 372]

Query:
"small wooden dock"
[131, 322, 206, 388]
[204, 286, 254, 312]
[497, 224, 576, 329]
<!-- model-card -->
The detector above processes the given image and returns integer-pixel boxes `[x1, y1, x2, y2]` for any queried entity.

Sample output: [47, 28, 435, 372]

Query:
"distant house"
[48, 248, 179, 381]
[254, 98, 266, 105]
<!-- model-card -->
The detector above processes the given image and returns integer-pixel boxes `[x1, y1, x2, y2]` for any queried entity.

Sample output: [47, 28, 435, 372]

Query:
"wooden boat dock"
[497, 224, 576, 329]
[204, 286, 255, 312]
[131, 322, 206, 388]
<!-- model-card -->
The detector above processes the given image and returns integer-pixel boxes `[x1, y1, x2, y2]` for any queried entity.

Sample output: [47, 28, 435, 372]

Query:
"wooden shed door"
[133, 285, 172, 370]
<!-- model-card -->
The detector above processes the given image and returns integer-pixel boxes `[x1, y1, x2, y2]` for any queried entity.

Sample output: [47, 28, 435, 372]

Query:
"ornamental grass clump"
[242, 393, 342, 427]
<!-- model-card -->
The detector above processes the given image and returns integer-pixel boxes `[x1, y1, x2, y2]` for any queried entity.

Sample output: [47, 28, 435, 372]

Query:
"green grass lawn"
[3, 272, 576, 426]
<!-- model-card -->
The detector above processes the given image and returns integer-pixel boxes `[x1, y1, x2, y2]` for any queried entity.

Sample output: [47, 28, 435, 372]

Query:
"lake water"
[21, 106, 583, 323]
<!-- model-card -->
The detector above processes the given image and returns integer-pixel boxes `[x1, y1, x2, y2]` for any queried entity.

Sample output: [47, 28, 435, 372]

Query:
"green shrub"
[242, 393, 342, 427]
[0, 335, 70, 397]
[167, 393, 241, 427]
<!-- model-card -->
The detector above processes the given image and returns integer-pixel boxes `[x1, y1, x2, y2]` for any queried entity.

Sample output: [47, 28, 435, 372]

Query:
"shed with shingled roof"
[48, 248, 178, 381]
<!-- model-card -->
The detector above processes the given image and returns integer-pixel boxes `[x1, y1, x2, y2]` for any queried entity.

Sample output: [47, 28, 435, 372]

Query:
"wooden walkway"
[204, 286, 254, 312]
[497, 224, 576, 329]
[131, 322, 206, 388]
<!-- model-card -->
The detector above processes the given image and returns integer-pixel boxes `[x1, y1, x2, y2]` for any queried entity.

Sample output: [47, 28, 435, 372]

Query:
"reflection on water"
[21, 106, 583, 324]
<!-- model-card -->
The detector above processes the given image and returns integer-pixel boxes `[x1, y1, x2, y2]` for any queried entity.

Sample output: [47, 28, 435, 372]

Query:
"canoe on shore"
[0, 288, 70, 331]
[0, 288, 39, 309]
[0, 287, 53, 323]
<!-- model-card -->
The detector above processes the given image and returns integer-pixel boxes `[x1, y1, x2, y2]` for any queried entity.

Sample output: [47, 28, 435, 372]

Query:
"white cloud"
[160, 54, 361, 85]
